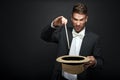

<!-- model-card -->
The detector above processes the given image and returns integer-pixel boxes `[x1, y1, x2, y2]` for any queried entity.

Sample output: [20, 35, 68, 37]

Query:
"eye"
[72, 17, 78, 21]
[80, 19, 83, 21]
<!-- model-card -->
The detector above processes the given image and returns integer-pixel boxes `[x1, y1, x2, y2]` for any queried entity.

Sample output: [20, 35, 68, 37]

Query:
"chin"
[74, 28, 81, 33]
[75, 29, 81, 33]
[76, 30, 80, 33]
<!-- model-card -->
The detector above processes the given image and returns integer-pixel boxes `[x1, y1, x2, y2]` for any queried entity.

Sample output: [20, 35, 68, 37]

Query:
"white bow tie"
[72, 32, 84, 39]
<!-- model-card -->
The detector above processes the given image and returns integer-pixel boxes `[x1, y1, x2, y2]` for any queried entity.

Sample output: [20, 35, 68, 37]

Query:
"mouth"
[75, 26, 81, 30]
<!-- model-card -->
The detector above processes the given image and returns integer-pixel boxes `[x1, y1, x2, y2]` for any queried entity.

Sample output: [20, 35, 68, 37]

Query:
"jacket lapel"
[67, 27, 90, 56]
[80, 30, 90, 56]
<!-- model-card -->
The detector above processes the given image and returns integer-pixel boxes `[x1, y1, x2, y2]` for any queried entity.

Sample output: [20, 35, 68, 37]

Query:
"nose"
[76, 21, 80, 26]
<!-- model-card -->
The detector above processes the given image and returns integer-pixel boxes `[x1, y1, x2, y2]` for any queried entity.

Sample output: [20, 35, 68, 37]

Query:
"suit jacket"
[40, 24, 104, 80]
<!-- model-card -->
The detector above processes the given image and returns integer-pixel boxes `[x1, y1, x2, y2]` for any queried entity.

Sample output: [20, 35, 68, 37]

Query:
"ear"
[86, 16, 88, 22]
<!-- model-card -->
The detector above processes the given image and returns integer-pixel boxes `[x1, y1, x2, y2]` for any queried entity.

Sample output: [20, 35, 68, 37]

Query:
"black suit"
[40, 24, 104, 80]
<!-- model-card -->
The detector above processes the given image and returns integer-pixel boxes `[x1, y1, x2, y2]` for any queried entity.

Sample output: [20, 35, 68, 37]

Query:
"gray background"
[1, 0, 120, 80]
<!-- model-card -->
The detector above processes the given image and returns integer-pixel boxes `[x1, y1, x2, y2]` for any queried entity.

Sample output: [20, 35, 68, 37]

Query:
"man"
[40, 3, 103, 80]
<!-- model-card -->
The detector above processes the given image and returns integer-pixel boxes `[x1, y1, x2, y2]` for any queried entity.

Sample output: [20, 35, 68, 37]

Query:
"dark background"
[1, 0, 120, 80]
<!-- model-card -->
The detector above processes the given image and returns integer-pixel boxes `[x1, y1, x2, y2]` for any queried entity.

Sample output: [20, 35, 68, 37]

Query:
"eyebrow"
[72, 17, 84, 21]
[72, 17, 78, 20]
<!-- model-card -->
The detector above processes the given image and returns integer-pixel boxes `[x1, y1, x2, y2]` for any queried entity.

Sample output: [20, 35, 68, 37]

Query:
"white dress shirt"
[62, 28, 85, 80]
[51, 22, 85, 80]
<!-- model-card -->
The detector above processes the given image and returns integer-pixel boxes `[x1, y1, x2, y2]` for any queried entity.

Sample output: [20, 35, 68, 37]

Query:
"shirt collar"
[72, 27, 85, 38]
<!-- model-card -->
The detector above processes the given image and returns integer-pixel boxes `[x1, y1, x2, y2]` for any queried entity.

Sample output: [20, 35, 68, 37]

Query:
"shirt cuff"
[51, 21, 56, 28]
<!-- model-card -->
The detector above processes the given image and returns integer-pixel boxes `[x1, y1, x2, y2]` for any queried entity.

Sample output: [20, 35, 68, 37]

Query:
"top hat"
[56, 55, 90, 74]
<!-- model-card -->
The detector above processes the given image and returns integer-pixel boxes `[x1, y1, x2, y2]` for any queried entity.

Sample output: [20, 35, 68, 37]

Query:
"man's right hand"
[53, 16, 68, 27]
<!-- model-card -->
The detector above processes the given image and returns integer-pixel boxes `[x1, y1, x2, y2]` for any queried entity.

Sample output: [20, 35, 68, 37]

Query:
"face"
[71, 13, 88, 33]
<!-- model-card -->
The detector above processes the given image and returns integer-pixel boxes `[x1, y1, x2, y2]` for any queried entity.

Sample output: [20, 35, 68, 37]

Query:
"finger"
[84, 64, 90, 69]
[57, 16, 64, 25]
[61, 17, 68, 25]
[87, 56, 94, 61]
[57, 16, 63, 21]
[53, 16, 63, 26]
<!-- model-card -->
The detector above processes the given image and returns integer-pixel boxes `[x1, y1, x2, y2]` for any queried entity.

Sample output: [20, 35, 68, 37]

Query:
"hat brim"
[56, 55, 90, 64]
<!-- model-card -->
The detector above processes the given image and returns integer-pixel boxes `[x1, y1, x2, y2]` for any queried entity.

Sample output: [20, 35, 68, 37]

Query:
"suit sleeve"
[92, 36, 104, 70]
[40, 24, 60, 43]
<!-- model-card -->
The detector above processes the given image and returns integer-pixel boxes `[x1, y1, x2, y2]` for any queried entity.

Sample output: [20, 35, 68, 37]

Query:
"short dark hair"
[72, 3, 88, 15]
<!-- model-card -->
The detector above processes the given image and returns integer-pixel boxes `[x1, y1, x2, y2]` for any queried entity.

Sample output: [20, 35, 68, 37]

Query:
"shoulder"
[88, 31, 99, 37]
[85, 30, 100, 40]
